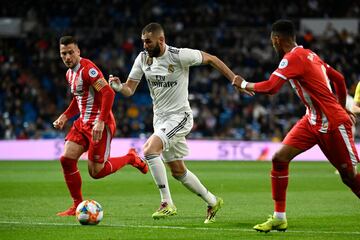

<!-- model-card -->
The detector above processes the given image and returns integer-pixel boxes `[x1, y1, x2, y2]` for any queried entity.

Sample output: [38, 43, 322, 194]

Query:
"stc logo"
[217, 142, 270, 160]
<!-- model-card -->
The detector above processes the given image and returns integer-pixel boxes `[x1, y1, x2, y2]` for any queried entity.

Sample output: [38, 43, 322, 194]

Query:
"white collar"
[290, 45, 303, 53]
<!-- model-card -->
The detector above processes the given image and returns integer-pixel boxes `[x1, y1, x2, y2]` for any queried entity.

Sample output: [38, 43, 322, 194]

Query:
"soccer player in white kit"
[110, 23, 243, 223]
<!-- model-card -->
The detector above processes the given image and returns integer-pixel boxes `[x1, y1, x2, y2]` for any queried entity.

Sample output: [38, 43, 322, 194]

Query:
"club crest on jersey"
[168, 64, 174, 73]
[278, 59, 288, 69]
[89, 68, 98, 77]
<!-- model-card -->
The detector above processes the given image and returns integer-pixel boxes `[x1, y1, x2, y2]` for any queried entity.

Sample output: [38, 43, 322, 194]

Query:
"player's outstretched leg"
[204, 197, 224, 224]
[128, 148, 148, 174]
[253, 215, 288, 233]
[93, 148, 148, 179]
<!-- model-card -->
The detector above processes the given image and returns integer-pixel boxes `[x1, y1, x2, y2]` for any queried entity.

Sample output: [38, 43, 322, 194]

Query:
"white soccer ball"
[75, 200, 103, 225]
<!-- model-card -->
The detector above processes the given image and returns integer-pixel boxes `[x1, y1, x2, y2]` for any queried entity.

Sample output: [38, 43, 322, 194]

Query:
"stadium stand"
[0, 0, 359, 140]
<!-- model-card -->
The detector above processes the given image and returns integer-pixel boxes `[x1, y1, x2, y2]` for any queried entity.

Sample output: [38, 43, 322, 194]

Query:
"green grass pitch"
[0, 160, 359, 240]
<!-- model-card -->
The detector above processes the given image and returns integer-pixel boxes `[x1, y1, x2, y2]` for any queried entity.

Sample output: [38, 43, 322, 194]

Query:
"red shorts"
[65, 120, 114, 163]
[283, 117, 359, 172]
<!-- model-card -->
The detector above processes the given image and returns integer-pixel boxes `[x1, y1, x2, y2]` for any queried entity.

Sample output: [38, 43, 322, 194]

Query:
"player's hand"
[238, 88, 255, 96]
[109, 75, 123, 92]
[53, 114, 68, 130]
[92, 120, 105, 143]
[232, 75, 255, 96]
[345, 108, 356, 125]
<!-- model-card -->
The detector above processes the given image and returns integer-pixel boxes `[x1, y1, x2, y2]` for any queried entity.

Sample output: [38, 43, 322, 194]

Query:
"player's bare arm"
[351, 82, 360, 118]
[201, 52, 254, 96]
[201, 51, 235, 82]
[351, 102, 360, 125]
[109, 75, 139, 97]
[352, 102, 360, 116]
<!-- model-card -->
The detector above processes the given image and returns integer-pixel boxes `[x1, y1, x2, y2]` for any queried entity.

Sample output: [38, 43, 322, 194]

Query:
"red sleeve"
[82, 64, 104, 84]
[98, 85, 115, 122]
[254, 74, 287, 94]
[83, 61, 113, 122]
[325, 64, 347, 108]
[63, 98, 79, 119]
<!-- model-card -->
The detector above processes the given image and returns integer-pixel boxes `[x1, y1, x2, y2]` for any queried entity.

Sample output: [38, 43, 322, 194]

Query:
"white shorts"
[153, 112, 193, 162]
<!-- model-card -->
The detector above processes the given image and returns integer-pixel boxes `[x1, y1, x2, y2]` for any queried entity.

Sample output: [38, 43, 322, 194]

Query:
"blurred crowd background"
[1, 0, 360, 141]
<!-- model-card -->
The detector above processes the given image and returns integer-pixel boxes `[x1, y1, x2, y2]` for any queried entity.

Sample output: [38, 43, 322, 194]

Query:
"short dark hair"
[272, 20, 296, 38]
[142, 22, 164, 35]
[59, 36, 78, 46]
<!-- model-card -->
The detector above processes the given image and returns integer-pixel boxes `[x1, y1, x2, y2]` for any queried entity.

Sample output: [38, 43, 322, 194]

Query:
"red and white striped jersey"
[272, 46, 349, 133]
[66, 58, 115, 126]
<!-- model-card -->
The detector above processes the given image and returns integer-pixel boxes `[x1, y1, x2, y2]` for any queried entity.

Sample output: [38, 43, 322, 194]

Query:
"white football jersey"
[128, 45, 202, 115]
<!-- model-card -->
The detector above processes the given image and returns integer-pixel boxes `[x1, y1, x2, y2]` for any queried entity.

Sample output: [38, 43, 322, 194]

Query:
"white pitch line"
[1, 221, 360, 235]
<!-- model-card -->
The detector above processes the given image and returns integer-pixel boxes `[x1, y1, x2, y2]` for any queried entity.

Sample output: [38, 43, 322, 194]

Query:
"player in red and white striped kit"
[53, 36, 148, 216]
[233, 20, 360, 232]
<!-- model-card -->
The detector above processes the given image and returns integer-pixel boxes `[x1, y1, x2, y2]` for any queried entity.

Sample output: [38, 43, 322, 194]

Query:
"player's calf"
[339, 170, 360, 198]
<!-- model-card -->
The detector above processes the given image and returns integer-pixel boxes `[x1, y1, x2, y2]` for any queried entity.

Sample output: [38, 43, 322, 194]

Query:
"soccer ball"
[75, 200, 103, 225]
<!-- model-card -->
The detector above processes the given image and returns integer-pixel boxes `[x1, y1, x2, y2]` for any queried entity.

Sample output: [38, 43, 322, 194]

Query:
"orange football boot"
[128, 148, 148, 174]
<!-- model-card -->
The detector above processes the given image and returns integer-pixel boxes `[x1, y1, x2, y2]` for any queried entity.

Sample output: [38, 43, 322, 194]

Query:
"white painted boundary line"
[1, 221, 359, 235]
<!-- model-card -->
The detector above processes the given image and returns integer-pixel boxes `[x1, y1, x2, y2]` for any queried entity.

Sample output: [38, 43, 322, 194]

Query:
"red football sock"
[350, 174, 360, 198]
[271, 161, 289, 212]
[93, 154, 133, 179]
[60, 156, 83, 206]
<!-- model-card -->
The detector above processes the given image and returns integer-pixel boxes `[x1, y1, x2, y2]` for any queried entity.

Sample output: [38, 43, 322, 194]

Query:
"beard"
[66, 62, 76, 68]
[272, 44, 285, 60]
[275, 49, 285, 60]
[147, 44, 161, 57]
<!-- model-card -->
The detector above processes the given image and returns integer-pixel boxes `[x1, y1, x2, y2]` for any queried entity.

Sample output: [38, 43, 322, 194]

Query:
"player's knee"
[143, 145, 151, 157]
[60, 156, 77, 174]
[272, 158, 289, 172]
[170, 165, 187, 179]
[272, 151, 291, 163]
[88, 168, 102, 179]
[143, 145, 160, 157]
[143, 141, 154, 156]
[172, 169, 186, 179]
[89, 170, 100, 179]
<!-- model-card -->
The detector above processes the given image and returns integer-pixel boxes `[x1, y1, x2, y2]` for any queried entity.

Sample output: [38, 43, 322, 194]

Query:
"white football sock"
[145, 154, 173, 205]
[274, 212, 286, 220]
[175, 169, 217, 206]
